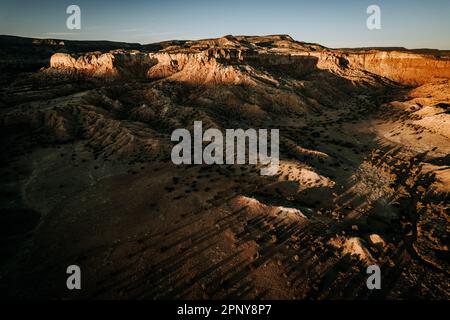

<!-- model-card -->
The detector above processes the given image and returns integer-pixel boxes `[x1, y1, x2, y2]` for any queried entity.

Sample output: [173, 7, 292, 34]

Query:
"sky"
[1, 0, 449, 49]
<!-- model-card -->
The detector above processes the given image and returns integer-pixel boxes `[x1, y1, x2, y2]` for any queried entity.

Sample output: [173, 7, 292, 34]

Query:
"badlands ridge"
[0, 35, 449, 299]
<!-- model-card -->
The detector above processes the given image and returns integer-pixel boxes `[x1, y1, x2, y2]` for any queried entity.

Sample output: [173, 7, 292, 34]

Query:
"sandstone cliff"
[50, 50, 156, 78]
[344, 50, 450, 85]
[48, 35, 450, 86]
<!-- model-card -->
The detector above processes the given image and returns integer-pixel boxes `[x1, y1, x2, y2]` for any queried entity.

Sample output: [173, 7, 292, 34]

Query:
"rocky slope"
[0, 35, 449, 299]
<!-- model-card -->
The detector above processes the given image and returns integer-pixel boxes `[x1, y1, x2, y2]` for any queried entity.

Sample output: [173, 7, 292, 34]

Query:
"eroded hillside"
[0, 35, 449, 299]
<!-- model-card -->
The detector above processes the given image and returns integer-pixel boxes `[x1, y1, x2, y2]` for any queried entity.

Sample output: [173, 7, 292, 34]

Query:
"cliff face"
[146, 51, 248, 84]
[344, 51, 450, 85]
[50, 51, 156, 78]
[145, 50, 320, 85]
[48, 36, 450, 86]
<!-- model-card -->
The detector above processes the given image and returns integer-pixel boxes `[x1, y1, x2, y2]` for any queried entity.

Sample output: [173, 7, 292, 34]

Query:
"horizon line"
[2, 33, 449, 52]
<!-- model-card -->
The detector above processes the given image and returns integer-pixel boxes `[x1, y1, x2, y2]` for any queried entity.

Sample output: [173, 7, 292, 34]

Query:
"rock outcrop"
[47, 35, 450, 87]
[344, 51, 450, 85]
[50, 50, 156, 78]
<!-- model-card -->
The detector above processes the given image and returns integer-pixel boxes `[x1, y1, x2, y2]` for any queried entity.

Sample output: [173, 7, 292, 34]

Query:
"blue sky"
[1, 0, 449, 49]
